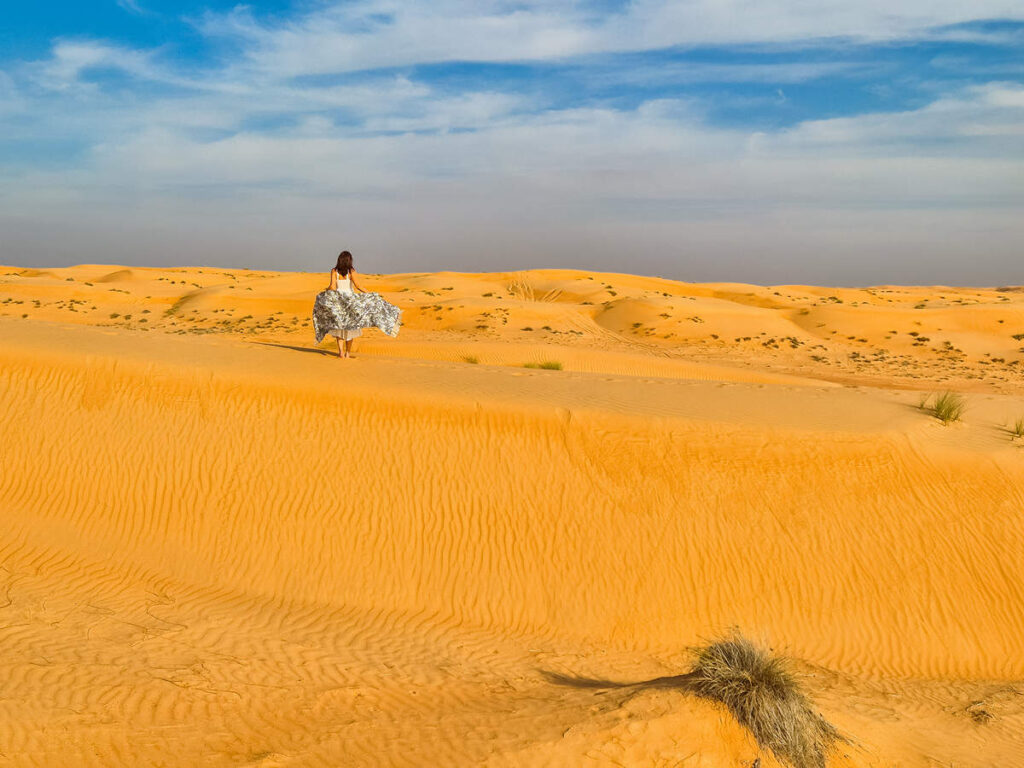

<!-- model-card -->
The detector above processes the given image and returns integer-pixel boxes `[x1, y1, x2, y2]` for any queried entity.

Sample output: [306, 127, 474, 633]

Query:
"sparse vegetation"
[462, 355, 479, 364]
[523, 361, 562, 370]
[546, 631, 839, 768]
[1011, 417, 1024, 440]
[686, 633, 839, 768]
[921, 391, 966, 425]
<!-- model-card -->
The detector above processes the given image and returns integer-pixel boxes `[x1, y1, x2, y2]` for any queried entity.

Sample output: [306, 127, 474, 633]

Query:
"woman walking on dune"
[312, 250, 402, 359]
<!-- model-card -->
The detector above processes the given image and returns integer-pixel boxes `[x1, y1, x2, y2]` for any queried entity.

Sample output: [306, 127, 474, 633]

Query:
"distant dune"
[1, 264, 1023, 767]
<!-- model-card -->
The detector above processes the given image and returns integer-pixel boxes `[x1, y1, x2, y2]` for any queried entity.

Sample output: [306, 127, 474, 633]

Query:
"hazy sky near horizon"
[1, 2, 1022, 285]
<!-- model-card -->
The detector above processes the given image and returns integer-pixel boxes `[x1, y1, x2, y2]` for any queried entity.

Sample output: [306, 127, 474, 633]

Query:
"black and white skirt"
[312, 289, 402, 344]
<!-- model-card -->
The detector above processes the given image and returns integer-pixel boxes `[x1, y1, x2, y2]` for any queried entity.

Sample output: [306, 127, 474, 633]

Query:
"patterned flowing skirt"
[312, 289, 402, 344]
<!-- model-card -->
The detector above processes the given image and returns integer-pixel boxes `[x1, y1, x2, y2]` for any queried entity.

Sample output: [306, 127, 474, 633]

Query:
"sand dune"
[1, 264, 1023, 766]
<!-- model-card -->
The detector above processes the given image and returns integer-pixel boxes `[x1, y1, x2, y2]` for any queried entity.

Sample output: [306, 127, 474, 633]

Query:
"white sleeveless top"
[332, 270, 354, 295]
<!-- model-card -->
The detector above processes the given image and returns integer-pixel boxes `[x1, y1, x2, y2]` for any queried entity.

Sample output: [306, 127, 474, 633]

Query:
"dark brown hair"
[335, 250, 353, 276]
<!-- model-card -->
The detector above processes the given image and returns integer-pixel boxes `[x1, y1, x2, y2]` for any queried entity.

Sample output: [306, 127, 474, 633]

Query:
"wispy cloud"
[198, 1, 1024, 76]
[115, 0, 146, 16]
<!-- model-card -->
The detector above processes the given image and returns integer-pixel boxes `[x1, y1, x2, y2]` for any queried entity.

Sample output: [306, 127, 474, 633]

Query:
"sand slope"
[1, 265, 1023, 766]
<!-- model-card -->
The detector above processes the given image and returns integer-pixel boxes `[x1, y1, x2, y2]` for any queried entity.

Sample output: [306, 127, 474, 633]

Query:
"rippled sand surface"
[2, 264, 1023, 766]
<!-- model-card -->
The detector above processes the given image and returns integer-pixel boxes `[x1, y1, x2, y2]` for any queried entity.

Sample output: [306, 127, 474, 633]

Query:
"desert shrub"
[927, 391, 966, 424]
[1012, 417, 1024, 439]
[523, 361, 562, 370]
[686, 634, 839, 768]
[462, 355, 479, 364]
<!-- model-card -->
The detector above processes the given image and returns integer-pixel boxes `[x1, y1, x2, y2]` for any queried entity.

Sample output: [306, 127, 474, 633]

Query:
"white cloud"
[30, 41, 155, 91]
[6, 80, 1020, 217]
[198, 0, 1024, 77]
[769, 83, 1024, 150]
[116, 0, 145, 15]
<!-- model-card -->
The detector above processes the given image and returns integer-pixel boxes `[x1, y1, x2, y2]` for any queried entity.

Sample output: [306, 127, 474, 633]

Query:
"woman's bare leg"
[344, 339, 354, 358]
[336, 337, 344, 359]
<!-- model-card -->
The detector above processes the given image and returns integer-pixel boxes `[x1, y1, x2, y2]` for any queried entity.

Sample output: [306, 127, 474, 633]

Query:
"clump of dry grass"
[1011, 417, 1024, 440]
[523, 361, 562, 370]
[544, 632, 841, 768]
[462, 355, 479, 364]
[686, 633, 839, 768]
[921, 391, 966, 425]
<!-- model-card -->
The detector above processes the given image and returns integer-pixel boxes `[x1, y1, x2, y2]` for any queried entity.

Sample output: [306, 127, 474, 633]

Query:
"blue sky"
[1, 2, 1023, 283]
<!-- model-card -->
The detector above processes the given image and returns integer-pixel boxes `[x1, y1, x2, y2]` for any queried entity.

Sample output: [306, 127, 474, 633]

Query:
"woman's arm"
[350, 269, 368, 293]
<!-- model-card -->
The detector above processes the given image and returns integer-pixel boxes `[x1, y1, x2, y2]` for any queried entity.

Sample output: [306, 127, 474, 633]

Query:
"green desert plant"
[523, 361, 562, 370]
[1011, 417, 1024, 440]
[928, 391, 966, 425]
[686, 634, 839, 768]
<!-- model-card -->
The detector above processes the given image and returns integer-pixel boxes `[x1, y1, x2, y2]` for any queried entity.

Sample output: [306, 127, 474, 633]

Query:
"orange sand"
[1, 264, 1023, 766]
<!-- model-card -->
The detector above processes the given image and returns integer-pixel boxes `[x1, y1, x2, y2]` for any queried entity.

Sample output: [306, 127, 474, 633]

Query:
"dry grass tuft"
[523, 361, 563, 370]
[1011, 417, 1024, 440]
[686, 633, 839, 768]
[923, 391, 966, 425]
[544, 631, 842, 768]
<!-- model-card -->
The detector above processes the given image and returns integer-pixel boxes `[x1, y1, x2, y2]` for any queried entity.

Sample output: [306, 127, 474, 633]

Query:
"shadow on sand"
[541, 670, 694, 691]
[252, 341, 334, 357]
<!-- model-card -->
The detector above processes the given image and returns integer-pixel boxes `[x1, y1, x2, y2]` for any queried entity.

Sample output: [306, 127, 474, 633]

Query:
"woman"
[312, 250, 402, 359]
